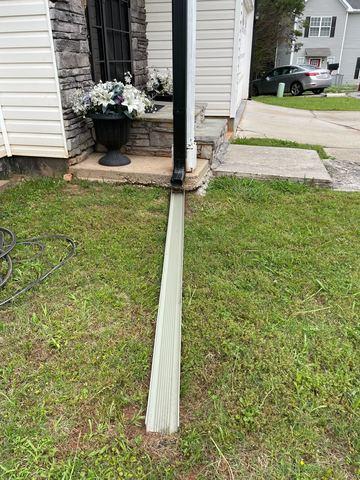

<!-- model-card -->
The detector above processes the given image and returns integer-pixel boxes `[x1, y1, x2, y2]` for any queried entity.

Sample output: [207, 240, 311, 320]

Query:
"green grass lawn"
[325, 85, 357, 94]
[1, 179, 359, 479]
[232, 137, 329, 160]
[255, 95, 360, 111]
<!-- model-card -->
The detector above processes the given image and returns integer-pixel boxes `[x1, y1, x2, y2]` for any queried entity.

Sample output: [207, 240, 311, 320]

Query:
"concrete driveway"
[237, 100, 360, 149]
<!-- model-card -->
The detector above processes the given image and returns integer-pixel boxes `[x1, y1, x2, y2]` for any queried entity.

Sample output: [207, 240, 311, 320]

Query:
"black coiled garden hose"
[0, 227, 76, 308]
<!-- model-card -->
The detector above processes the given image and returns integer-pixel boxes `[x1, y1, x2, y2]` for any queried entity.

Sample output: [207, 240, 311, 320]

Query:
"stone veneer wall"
[49, 0, 94, 163]
[49, 0, 148, 163]
[130, 0, 148, 88]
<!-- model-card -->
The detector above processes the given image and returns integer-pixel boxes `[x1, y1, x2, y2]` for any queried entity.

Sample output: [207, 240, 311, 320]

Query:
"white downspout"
[289, 16, 299, 65]
[186, 0, 197, 172]
[338, 11, 349, 74]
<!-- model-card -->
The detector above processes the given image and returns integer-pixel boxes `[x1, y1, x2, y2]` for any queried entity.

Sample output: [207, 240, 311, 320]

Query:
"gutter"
[171, 0, 187, 187]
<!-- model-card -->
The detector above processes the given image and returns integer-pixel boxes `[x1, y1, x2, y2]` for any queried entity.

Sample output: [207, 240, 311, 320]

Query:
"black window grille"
[87, 0, 132, 82]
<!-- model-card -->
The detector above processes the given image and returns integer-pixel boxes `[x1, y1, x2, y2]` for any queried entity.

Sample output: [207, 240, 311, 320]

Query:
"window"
[270, 68, 283, 77]
[309, 16, 332, 37]
[87, 0, 132, 82]
[355, 58, 360, 79]
[309, 58, 321, 68]
[327, 56, 335, 64]
[297, 57, 305, 65]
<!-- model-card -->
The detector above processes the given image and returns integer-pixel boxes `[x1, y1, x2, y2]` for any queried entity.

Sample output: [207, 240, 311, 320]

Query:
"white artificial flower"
[71, 75, 152, 118]
[91, 84, 116, 110]
[124, 72, 133, 84]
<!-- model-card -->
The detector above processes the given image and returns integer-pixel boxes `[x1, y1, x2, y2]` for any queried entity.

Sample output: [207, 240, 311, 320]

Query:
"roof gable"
[346, 0, 360, 10]
[306, 0, 360, 11]
[336, 0, 360, 10]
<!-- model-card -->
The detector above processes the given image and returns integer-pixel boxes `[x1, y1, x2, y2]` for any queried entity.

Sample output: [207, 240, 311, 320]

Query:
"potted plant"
[146, 68, 173, 102]
[72, 73, 152, 166]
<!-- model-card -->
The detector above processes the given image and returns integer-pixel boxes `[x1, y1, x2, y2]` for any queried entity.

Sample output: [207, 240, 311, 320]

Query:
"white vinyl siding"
[0, 0, 67, 158]
[197, 0, 235, 116]
[146, 0, 238, 116]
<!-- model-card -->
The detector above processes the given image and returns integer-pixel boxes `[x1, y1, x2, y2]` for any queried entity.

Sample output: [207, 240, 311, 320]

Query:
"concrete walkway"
[238, 100, 360, 149]
[214, 145, 332, 187]
[324, 148, 360, 191]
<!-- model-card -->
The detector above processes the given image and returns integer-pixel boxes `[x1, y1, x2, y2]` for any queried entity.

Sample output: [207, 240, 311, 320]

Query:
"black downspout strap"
[171, 0, 187, 187]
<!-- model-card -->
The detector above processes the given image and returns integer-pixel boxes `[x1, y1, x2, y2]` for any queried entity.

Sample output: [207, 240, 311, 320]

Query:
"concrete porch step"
[136, 101, 207, 126]
[214, 145, 332, 187]
[196, 118, 228, 165]
[70, 153, 210, 191]
[126, 116, 229, 164]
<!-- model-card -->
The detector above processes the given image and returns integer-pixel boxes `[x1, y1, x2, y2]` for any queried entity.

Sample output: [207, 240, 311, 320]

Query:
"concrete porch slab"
[214, 145, 332, 187]
[70, 154, 210, 191]
[138, 101, 206, 124]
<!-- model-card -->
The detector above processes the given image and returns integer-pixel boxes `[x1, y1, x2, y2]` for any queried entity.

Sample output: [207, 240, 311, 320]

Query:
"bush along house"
[276, 0, 360, 85]
[0, 0, 255, 188]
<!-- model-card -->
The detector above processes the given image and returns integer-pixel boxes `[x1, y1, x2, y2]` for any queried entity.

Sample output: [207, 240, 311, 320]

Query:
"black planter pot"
[89, 113, 131, 167]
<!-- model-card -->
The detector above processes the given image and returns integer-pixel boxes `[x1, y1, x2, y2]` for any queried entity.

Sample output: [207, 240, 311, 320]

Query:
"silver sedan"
[251, 65, 332, 96]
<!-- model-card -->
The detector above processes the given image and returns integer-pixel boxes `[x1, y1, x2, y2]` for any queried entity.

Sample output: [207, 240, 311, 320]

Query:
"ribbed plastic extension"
[145, 191, 185, 434]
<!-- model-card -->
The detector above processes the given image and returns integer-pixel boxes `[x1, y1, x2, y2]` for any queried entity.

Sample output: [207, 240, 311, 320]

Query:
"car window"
[280, 67, 291, 75]
[267, 68, 282, 78]
[289, 67, 301, 73]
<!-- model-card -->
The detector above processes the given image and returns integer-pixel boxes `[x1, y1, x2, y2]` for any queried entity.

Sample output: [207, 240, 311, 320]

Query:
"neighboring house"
[276, 0, 360, 85]
[0, 0, 254, 174]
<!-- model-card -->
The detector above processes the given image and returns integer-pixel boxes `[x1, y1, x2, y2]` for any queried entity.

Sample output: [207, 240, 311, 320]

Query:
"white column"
[186, 0, 197, 172]
[338, 12, 349, 74]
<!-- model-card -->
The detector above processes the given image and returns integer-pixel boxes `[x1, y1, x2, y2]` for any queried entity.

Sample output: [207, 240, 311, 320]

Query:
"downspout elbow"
[171, 165, 185, 187]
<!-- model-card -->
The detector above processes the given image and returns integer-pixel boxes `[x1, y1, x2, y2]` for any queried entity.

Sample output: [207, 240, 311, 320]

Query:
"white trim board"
[44, 0, 68, 158]
[0, 105, 12, 157]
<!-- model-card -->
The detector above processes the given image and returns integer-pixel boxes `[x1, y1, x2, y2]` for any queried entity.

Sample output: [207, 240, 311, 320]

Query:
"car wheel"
[312, 88, 324, 95]
[252, 85, 259, 97]
[290, 82, 303, 96]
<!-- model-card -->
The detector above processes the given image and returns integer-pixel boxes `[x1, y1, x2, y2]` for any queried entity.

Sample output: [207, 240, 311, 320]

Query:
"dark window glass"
[355, 58, 360, 80]
[87, 0, 132, 82]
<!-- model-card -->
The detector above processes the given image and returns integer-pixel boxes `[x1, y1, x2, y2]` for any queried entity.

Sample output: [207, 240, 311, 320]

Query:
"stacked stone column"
[49, 0, 95, 163]
[49, 0, 148, 163]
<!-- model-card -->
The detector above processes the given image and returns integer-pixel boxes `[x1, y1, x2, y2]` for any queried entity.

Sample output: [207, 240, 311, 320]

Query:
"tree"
[252, 0, 305, 77]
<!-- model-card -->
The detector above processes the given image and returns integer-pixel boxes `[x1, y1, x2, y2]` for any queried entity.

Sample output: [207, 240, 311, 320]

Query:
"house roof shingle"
[347, 0, 360, 9]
